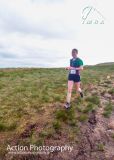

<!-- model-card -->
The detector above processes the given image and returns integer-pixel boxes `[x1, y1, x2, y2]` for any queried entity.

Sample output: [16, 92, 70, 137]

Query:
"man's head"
[72, 48, 78, 58]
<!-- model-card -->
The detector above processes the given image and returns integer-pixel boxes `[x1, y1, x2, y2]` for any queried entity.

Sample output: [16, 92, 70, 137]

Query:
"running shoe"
[80, 92, 84, 98]
[64, 102, 70, 109]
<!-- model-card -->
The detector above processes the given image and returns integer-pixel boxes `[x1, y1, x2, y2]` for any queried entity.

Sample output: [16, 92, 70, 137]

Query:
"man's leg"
[67, 81, 74, 103]
[75, 82, 83, 98]
[65, 81, 74, 108]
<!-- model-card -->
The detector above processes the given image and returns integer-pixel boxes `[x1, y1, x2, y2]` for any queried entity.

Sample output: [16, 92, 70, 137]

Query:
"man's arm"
[75, 66, 83, 70]
[65, 66, 83, 70]
[68, 66, 83, 70]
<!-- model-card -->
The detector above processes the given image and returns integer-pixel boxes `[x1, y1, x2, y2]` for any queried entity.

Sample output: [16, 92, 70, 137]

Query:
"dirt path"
[73, 79, 114, 160]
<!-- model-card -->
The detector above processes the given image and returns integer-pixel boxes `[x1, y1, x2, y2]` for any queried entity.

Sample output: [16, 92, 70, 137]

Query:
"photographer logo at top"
[82, 6, 105, 24]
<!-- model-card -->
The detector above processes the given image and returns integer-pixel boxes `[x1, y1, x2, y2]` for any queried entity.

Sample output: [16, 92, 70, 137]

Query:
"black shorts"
[68, 74, 81, 82]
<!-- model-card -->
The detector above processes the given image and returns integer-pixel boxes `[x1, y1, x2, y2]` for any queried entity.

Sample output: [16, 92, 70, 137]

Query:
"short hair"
[72, 48, 78, 53]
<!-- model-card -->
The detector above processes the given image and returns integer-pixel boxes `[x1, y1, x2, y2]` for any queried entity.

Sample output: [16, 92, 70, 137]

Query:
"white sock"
[78, 88, 82, 93]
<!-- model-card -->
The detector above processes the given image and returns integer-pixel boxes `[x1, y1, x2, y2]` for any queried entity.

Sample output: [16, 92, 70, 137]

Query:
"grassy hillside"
[0, 65, 114, 160]
[96, 62, 114, 66]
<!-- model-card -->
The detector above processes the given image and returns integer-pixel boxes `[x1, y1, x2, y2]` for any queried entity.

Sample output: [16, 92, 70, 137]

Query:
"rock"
[107, 76, 110, 79]
[100, 98, 108, 105]
[104, 93, 112, 99]
[94, 128, 101, 140]
[91, 90, 97, 94]
[108, 121, 114, 130]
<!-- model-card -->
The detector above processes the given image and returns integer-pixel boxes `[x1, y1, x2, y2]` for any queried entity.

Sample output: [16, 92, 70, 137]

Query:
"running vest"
[70, 58, 83, 75]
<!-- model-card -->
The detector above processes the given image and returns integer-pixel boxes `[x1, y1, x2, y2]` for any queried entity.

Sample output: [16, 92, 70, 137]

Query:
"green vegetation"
[103, 103, 114, 118]
[0, 64, 114, 158]
[55, 107, 76, 123]
[112, 133, 114, 139]
[83, 103, 94, 113]
[85, 96, 100, 105]
[0, 122, 17, 132]
[97, 143, 105, 151]
[108, 88, 114, 95]
[39, 131, 49, 138]
[53, 120, 61, 130]
[78, 114, 88, 122]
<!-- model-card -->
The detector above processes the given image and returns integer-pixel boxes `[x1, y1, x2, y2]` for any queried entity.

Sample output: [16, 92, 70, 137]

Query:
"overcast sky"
[0, 0, 114, 68]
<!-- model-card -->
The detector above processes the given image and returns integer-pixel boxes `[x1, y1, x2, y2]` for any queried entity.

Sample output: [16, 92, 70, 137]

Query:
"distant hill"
[95, 62, 114, 66]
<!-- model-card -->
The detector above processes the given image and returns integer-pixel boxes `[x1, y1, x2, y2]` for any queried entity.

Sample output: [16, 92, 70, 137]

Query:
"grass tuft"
[85, 96, 100, 105]
[83, 103, 94, 113]
[97, 143, 105, 151]
[103, 103, 114, 118]
[53, 121, 61, 130]
[78, 114, 88, 122]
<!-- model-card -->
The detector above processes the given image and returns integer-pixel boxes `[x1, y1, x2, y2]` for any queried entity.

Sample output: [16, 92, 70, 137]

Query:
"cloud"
[0, 51, 16, 58]
[31, 0, 65, 4]
[0, 0, 78, 39]
[0, 0, 80, 68]
[0, 0, 114, 68]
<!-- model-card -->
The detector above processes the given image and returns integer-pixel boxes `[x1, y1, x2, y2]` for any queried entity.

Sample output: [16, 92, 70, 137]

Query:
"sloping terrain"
[0, 65, 114, 160]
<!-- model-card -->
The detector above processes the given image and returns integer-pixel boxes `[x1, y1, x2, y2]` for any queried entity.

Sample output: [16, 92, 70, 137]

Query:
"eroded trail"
[74, 78, 114, 160]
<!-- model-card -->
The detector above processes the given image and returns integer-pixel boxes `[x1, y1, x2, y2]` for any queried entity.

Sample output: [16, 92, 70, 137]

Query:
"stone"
[104, 93, 112, 99]
[108, 121, 114, 130]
